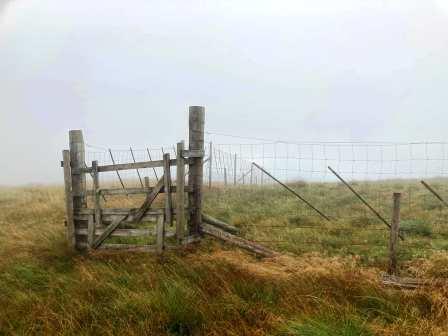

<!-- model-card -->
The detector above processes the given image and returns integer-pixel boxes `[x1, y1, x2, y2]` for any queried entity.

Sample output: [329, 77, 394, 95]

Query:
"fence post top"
[69, 130, 84, 142]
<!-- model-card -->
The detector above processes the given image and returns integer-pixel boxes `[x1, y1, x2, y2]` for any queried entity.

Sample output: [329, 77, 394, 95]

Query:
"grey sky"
[1, 0, 448, 185]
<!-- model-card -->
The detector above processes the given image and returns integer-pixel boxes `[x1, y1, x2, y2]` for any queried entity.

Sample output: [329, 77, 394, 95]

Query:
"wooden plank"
[76, 228, 176, 238]
[181, 149, 205, 158]
[62, 150, 76, 248]
[156, 214, 165, 254]
[388, 193, 401, 275]
[76, 208, 164, 216]
[202, 223, 276, 258]
[133, 176, 165, 222]
[73, 159, 179, 174]
[202, 213, 238, 234]
[77, 185, 191, 197]
[92, 215, 128, 249]
[176, 141, 186, 242]
[100, 244, 157, 252]
[163, 153, 173, 226]
[91, 160, 101, 247]
[188, 106, 205, 234]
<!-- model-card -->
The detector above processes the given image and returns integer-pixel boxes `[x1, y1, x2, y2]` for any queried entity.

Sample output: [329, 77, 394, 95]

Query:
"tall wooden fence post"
[163, 153, 173, 227]
[224, 167, 228, 186]
[176, 141, 186, 242]
[188, 106, 205, 234]
[62, 150, 75, 248]
[208, 141, 213, 189]
[388, 192, 401, 275]
[69, 130, 86, 249]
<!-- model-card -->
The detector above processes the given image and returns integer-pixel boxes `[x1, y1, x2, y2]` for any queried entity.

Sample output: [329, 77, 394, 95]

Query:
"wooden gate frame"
[61, 106, 205, 252]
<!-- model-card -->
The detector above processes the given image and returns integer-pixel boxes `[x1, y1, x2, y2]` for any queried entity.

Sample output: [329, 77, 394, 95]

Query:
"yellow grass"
[0, 184, 448, 335]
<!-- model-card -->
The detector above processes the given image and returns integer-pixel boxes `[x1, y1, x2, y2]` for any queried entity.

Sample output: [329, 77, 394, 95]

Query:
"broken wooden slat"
[201, 223, 276, 258]
[382, 274, 428, 289]
[202, 213, 239, 234]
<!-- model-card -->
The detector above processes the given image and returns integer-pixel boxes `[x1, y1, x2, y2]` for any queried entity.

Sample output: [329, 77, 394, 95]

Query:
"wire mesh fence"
[83, 138, 448, 264]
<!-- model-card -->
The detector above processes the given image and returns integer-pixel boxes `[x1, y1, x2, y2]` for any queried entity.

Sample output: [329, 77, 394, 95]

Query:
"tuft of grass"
[280, 315, 372, 336]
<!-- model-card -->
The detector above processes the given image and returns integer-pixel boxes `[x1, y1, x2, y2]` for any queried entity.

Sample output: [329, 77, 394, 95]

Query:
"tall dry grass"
[0, 184, 447, 335]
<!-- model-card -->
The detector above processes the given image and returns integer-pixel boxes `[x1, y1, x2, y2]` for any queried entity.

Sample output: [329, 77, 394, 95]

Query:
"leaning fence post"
[208, 141, 213, 189]
[188, 106, 205, 235]
[69, 130, 86, 249]
[176, 141, 186, 242]
[62, 150, 75, 248]
[388, 192, 401, 275]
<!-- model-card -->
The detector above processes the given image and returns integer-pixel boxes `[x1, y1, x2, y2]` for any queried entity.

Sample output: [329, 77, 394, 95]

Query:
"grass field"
[1, 182, 448, 335]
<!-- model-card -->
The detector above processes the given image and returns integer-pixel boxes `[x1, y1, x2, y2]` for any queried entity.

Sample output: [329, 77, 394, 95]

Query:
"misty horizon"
[1, 0, 448, 185]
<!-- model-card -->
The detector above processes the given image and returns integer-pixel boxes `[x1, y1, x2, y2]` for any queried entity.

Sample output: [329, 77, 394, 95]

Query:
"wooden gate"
[61, 106, 205, 252]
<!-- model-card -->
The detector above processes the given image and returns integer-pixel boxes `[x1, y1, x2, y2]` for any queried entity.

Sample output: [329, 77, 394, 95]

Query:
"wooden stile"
[63, 106, 208, 254]
[176, 141, 186, 242]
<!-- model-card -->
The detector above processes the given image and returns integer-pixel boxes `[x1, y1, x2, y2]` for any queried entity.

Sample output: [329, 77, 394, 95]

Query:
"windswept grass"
[0, 183, 448, 335]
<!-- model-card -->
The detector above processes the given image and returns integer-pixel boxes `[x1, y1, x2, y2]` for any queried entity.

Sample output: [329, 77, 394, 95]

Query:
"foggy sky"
[1, 0, 448, 185]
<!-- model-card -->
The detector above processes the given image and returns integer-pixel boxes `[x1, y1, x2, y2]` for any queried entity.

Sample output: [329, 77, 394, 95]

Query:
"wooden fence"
[61, 106, 205, 252]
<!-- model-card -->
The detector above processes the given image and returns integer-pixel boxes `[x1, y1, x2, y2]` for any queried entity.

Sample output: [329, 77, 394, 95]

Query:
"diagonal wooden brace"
[134, 175, 165, 223]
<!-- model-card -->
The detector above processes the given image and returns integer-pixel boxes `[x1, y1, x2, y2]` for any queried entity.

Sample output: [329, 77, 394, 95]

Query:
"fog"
[0, 0, 447, 185]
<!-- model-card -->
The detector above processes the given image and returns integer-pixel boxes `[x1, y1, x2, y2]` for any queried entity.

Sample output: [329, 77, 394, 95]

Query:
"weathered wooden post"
[69, 130, 87, 249]
[163, 153, 173, 227]
[90, 160, 101, 248]
[208, 141, 213, 189]
[224, 167, 228, 186]
[176, 141, 186, 242]
[388, 192, 401, 275]
[62, 150, 75, 248]
[188, 106, 205, 234]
